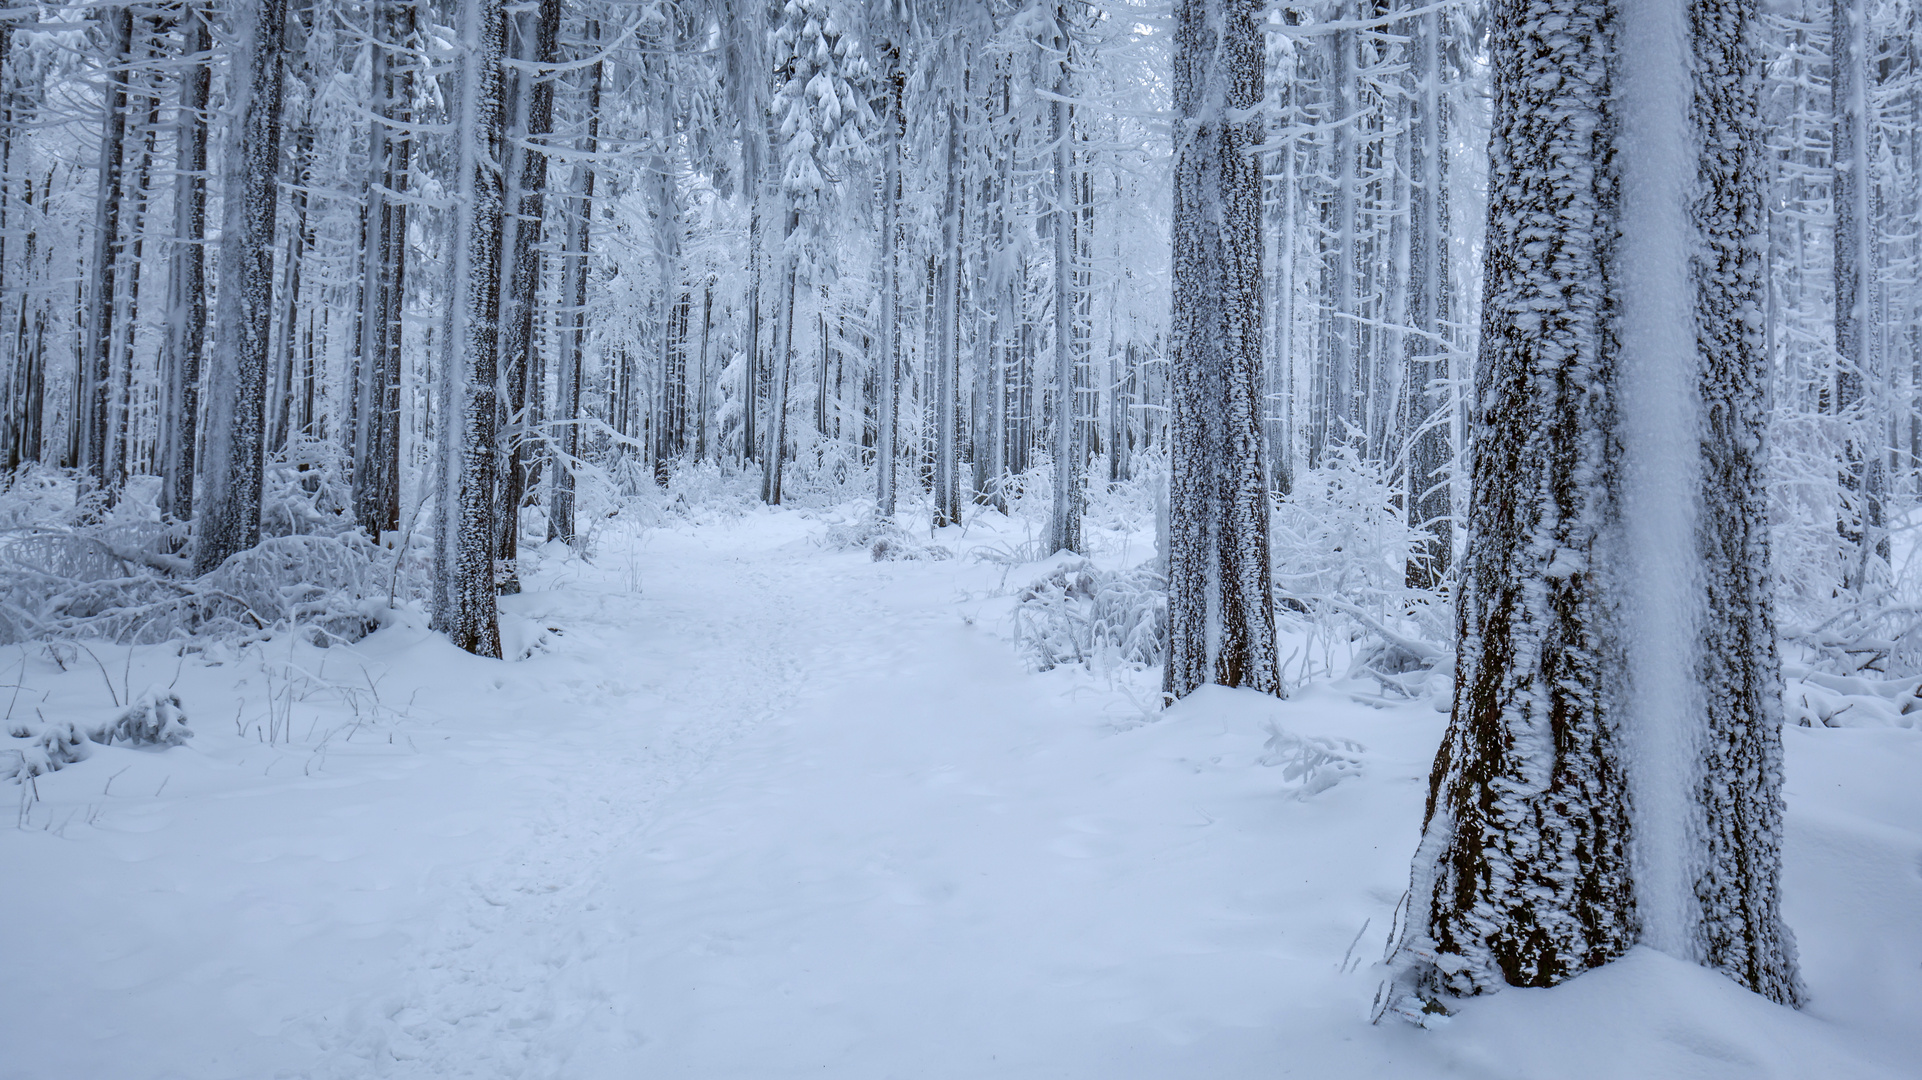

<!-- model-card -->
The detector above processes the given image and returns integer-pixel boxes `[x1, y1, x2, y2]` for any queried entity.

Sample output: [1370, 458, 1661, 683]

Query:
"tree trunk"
[83, 6, 132, 500]
[194, 0, 287, 574]
[875, 41, 903, 518]
[1832, 0, 1881, 589]
[432, 0, 506, 657]
[1164, 0, 1280, 699]
[1378, 0, 1802, 1017]
[1403, 9, 1451, 587]
[1047, 16, 1082, 555]
[548, 18, 599, 546]
[495, 0, 559, 591]
[934, 97, 962, 526]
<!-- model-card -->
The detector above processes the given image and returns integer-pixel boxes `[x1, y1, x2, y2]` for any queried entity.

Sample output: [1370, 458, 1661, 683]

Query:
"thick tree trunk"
[1378, 0, 1801, 1018]
[432, 0, 506, 657]
[194, 0, 287, 574]
[1164, 0, 1280, 699]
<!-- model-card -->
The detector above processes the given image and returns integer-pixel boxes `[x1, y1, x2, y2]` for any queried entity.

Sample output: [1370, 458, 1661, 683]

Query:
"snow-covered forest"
[2, 0, 1920, 1074]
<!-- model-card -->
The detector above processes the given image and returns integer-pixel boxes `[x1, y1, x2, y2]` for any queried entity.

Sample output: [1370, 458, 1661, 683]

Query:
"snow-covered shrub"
[566, 450, 758, 541]
[822, 513, 952, 562]
[780, 434, 874, 508]
[0, 446, 414, 646]
[94, 692, 193, 747]
[259, 438, 356, 539]
[1271, 446, 1452, 690]
[2, 718, 93, 780]
[2, 692, 192, 782]
[1013, 557, 1166, 673]
[1260, 720, 1365, 798]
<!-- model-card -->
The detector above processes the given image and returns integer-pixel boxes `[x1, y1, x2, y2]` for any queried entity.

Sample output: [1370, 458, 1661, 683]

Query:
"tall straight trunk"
[495, 0, 559, 589]
[432, 0, 506, 657]
[696, 279, 712, 458]
[875, 41, 903, 517]
[271, 125, 312, 455]
[933, 98, 962, 526]
[548, 18, 599, 545]
[1378, 0, 1801, 1017]
[194, 0, 287, 574]
[762, 203, 797, 504]
[1832, 0, 1880, 588]
[1165, 0, 1279, 699]
[1327, 18, 1358, 452]
[83, 6, 132, 498]
[378, 0, 416, 534]
[352, 3, 393, 533]
[109, 34, 160, 496]
[1403, 9, 1451, 587]
[1047, 15, 1082, 555]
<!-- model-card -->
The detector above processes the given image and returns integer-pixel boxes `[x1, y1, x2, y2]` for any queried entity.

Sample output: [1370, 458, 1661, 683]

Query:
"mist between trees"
[0, 0, 1917, 1022]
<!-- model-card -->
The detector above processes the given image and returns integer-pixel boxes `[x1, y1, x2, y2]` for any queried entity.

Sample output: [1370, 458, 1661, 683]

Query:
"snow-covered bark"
[1689, 0, 1803, 1003]
[1382, 0, 1630, 1003]
[194, 0, 288, 575]
[1164, 0, 1281, 700]
[1380, 0, 1801, 1016]
[432, 0, 506, 658]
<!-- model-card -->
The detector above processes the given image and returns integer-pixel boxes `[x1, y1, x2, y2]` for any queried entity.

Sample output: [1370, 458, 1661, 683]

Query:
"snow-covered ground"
[2, 506, 1918, 1079]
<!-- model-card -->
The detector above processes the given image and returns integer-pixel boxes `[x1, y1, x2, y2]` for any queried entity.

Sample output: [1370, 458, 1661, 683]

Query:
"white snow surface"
[2, 507, 1918, 1079]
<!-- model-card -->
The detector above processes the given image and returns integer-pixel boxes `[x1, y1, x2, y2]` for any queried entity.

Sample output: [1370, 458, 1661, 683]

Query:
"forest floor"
[2, 503, 1920, 1079]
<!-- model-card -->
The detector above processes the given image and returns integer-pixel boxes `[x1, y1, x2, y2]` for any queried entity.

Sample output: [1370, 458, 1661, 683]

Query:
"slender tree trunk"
[352, 3, 394, 534]
[1047, 13, 1082, 554]
[934, 98, 962, 526]
[271, 125, 312, 456]
[108, 34, 160, 497]
[1404, 9, 1451, 587]
[495, 0, 559, 591]
[1833, 0, 1881, 588]
[875, 41, 903, 518]
[1164, 0, 1280, 699]
[548, 18, 599, 546]
[83, 6, 132, 500]
[194, 0, 288, 574]
[762, 203, 797, 504]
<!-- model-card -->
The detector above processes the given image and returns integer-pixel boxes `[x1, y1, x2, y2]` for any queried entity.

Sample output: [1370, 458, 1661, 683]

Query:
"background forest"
[0, 0, 1918, 701]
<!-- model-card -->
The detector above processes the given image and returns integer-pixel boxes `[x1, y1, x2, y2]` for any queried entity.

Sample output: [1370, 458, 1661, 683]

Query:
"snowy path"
[4, 509, 1921, 1080]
